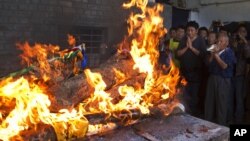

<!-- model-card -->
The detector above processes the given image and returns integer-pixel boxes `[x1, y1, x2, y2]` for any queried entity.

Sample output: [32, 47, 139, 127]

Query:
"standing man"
[177, 21, 207, 116]
[231, 24, 250, 123]
[205, 34, 236, 125]
[198, 27, 209, 41]
[167, 27, 177, 40]
[207, 31, 217, 47]
[169, 25, 185, 68]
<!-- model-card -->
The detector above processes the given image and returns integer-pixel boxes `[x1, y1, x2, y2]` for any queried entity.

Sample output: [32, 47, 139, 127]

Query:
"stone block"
[87, 114, 229, 141]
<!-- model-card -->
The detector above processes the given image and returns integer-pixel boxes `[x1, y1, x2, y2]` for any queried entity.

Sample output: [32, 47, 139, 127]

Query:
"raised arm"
[177, 37, 188, 57]
[213, 53, 228, 69]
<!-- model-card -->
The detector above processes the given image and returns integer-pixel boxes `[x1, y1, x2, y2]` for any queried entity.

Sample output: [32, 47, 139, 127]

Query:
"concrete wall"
[200, 0, 246, 5]
[188, 0, 250, 27]
[0, 0, 128, 77]
[162, 4, 172, 29]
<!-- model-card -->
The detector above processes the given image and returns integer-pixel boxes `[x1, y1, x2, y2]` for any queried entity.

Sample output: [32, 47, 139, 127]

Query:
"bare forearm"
[190, 46, 200, 56]
[177, 47, 188, 57]
[214, 54, 228, 69]
[208, 54, 213, 63]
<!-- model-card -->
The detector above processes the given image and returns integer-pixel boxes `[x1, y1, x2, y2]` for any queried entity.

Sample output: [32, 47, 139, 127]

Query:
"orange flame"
[0, 0, 184, 140]
[84, 69, 114, 114]
[82, 0, 181, 116]
[0, 77, 88, 141]
[17, 42, 65, 82]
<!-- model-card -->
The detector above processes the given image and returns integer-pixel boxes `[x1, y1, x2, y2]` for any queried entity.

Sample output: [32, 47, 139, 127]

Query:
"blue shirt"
[209, 47, 236, 78]
[81, 50, 88, 69]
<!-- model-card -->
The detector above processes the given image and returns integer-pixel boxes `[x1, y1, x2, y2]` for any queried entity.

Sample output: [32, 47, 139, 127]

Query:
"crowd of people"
[158, 21, 250, 126]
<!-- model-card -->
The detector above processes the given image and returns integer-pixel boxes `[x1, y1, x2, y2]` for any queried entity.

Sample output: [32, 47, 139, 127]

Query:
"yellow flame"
[87, 123, 117, 136]
[17, 42, 65, 82]
[0, 77, 88, 141]
[113, 68, 126, 85]
[84, 69, 114, 114]
[0, 0, 184, 140]
[82, 0, 180, 117]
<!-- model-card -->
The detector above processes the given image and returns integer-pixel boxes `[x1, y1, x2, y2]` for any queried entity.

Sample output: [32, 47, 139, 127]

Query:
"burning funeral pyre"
[0, 0, 186, 140]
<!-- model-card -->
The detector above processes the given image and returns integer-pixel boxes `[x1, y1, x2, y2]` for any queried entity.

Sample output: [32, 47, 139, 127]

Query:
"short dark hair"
[236, 24, 247, 32]
[219, 26, 227, 32]
[186, 21, 199, 29]
[176, 25, 185, 30]
[169, 27, 177, 32]
[208, 31, 216, 35]
[199, 27, 208, 33]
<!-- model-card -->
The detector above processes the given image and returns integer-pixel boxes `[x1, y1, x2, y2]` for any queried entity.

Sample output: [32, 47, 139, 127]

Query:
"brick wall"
[0, 0, 172, 77]
[0, 0, 129, 77]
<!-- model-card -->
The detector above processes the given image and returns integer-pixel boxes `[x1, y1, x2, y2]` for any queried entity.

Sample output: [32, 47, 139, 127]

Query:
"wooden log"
[48, 55, 146, 112]
[84, 101, 184, 125]
[10, 124, 57, 141]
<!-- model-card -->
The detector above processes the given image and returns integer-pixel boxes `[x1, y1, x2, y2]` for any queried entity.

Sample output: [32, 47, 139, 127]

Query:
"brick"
[24, 0, 30, 3]
[48, 0, 58, 5]
[31, 0, 40, 4]
[9, 4, 18, 10]
[72, 1, 82, 5]
[30, 17, 43, 24]
[28, 4, 38, 11]
[3, 3, 11, 9]
[87, 4, 99, 10]
[84, 10, 92, 16]
[96, 0, 102, 4]
[8, 17, 19, 24]
[63, 7, 76, 14]
[59, 1, 73, 7]
[88, 0, 97, 4]
[1, 19, 8, 25]
[19, 4, 29, 10]
[97, 11, 104, 16]
[38, 5, 48, 11]
[0, 31, 4, 37]
[82, 0, 88, 3]
[16, 11, 31, 17]
[76, 9, 84, 14]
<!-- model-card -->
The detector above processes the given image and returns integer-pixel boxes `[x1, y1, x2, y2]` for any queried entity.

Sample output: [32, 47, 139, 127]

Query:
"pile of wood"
[48, 54, 149, 112]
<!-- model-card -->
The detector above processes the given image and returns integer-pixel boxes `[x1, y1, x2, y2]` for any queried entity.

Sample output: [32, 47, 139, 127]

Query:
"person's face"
[176, 28, 185, 40]
[238, 27, 247, 37]
[217, 36, 228, 50]
[199, 30, 208, 39]
[186, 27, 198, 39]
[208, 33, 217, 45]
[170, 30, 176, 38]
[219, 30, 228, 36]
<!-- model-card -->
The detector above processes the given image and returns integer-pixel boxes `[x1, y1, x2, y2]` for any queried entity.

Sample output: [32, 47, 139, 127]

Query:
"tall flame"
[17, 42, 65, 82]
[0, 0, 183, 140]
[0, 77, 88, 141]
[81, 0, 180, 117]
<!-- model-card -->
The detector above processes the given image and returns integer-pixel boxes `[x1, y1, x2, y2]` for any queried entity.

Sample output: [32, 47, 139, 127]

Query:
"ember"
[0, 0, 185, 140]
